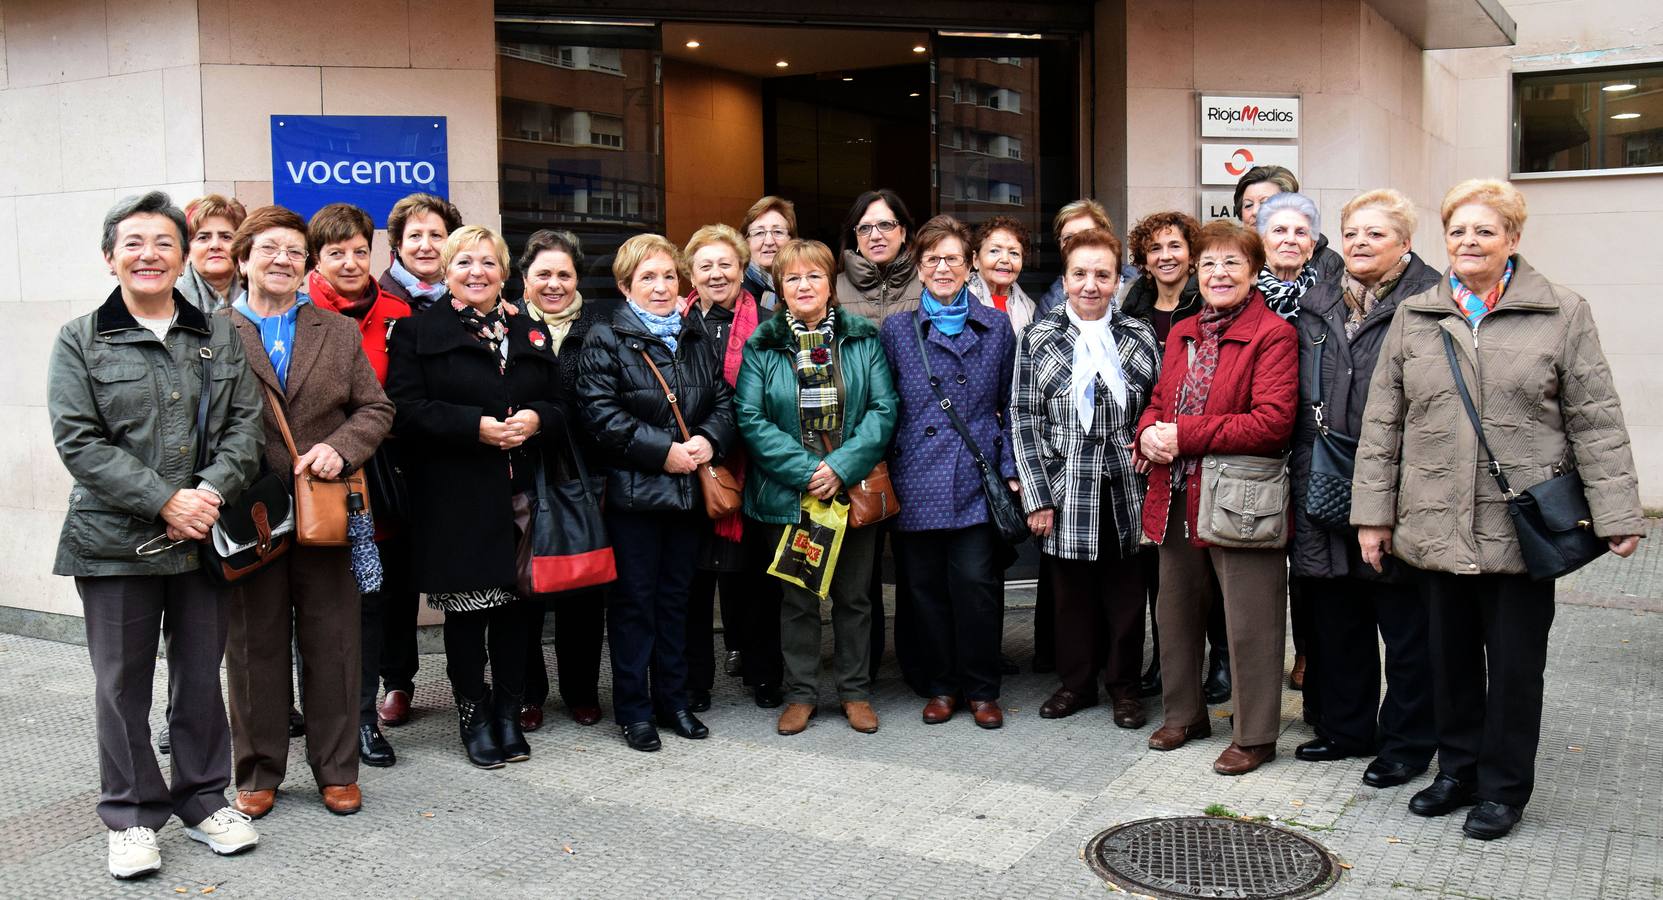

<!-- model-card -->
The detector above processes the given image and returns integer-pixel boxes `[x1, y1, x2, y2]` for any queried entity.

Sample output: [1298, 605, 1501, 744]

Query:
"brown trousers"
[1156, 490, 1287, 746]
[227, 545, 361, 790]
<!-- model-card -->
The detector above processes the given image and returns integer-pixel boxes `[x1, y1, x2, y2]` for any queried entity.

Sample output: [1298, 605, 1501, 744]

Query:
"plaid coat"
[1011, 304, 1160, 560]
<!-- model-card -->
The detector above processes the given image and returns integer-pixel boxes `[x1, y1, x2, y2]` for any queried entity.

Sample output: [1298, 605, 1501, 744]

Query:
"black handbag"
[516, 430, 616, 596]
[912, 316, 1029, 544]
[362, 440, 411, 525]
[192, 349, 293, 584]
[1441, 330, 1606, 581]
[1303, 332, 1359, 530]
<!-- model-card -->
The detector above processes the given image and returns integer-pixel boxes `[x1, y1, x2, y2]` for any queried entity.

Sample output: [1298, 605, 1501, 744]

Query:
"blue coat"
[879, 300, 1018, 532]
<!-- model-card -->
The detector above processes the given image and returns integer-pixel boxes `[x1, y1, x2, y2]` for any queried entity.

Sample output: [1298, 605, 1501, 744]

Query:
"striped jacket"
[1011, 304, 1160, 560]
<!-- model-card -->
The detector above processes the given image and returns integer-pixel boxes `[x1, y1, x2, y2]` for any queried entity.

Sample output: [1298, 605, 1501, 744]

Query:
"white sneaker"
[184, 807, 259, 855]
[107, 826, 161, 879]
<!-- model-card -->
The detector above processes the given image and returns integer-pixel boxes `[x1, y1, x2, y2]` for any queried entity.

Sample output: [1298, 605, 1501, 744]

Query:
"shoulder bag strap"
[1305, 331, 1331, 433]
[912, 314, 997, 477]
[258, 381, 304, 463]
[193, 346, 214, 474]
[638, 348, 693, 441]
[1440, 329, 1513, 498]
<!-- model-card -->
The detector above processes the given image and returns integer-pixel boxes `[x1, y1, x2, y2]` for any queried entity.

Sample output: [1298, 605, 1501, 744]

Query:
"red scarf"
[677, 289, 762, 542]
[307, 269, 376, 320]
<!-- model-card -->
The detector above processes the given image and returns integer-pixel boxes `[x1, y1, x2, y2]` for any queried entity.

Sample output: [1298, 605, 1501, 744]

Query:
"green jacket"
[49, 289, 265, 577]
[735, 309, 898, 524]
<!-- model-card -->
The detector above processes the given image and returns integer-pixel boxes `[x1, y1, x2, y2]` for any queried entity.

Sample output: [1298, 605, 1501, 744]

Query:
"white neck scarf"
[1065, 303, 1127, 432]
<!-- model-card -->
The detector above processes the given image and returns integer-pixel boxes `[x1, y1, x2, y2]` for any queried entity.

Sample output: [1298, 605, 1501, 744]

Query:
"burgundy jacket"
[1136, 293, 1298, 546]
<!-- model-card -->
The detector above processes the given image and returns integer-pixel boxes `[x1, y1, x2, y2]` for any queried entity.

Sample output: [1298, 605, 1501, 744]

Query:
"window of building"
[1515, 63, 1663, 175]
[589, 114, 625, 149]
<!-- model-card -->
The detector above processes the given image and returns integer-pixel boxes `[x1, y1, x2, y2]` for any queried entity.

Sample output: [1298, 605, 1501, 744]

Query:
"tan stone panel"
[197, 0, 233, 65]
[1126, 88, 1195, 189]
[1563, 283, 1662, 358]
[107, 0, 200, 74]
[1193, 0, 1322, 92]
[1318, 0, 1360, 93]
[1420, 57, 1458, 144]
[3, 0, 108, 87]
[0, 298, 74, 409]
[1518, 176, 1663, 217]
[1454, 144, 1505, 181]
[320, 67, 497, 182]
[224, 0, 408, 68]
[0, 198, 19, 302]
[59, 73, 170, 192]
[407, 0, 496, 71]
[1622, 424, 1663, 509]
[1358, 5, 1403, 116]
[1126, 0, 1194, 91]
[0, 84, 64, 195]
[1126, 186, 1199, 226]
[27, 404, 72, 511]
[1520, 212, 1662, 287]
[1301, 91, 1359, 191]
[232, 181, 275, 209]
[1606, 352, 1663, 429]
[0, 13, 10, 91]
[1388, 115, 1429, 205]
[1354, 99, 1391, 192]
[164, 66, 206, 183]
[201, 65, 322, 181]
[0, 405, 31, 507]
[0, 506, 80, 616]
[446, 181, 501, 232]
[16, 191, 115, 304]
[1398, 33, 1424, 129]
[1454, 76, 1506, 152]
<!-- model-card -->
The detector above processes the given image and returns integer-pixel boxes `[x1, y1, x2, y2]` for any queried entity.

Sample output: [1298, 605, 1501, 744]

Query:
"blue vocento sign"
[271, 115, 448, 227]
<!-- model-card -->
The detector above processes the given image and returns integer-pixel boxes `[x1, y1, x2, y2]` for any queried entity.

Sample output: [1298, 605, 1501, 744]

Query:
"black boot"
[1203, 647, 1232, 704]
[1137, 658, 1162, 698]
[492, 688, 531, 763]
[455, 688, 505, 770]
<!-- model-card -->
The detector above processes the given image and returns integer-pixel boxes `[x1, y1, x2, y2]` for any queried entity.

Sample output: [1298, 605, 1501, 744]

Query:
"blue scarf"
[234, 294, 311, 389]
[629, 300, 683, 352]
[920, 284, 972, 337]
[387, 257, 448, 312]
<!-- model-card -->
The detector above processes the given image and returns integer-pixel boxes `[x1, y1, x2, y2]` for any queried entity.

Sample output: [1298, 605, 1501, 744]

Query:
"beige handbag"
[1195, 453, 1290, 549]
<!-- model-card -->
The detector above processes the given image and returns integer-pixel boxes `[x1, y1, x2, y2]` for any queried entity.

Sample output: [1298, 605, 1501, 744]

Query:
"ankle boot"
[1203, 647, 1232, 704]
[455, 688, 506, 770]
[492, 688, 531, 763]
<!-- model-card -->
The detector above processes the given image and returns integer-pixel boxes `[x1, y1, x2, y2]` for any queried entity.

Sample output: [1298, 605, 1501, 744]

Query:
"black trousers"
[524, 586, 606, 709]
[375, 533, 420, 695]
[1033, 563, 1055, 663]
[867, 523, 918, 687]
[443, 600, 531, 702]
[716, 520, 784, 688]
[1305, 575, 1436, 767]
[1422, 570, 1556, 807]
[1047, 507, 1146, 700]
[605, 509, 701, 724]
[687, 568, 744, 694]
[894, 524, 1005, 700]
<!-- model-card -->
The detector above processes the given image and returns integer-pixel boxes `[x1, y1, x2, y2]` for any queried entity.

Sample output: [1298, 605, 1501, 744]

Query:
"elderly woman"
[303, 203, 411, 770]
[1037, 198, 1115, 316]
[386, 225, 563, 768]
[1288, 189, 1441, 788]
[179, 194, 248, 312]
[1136, 219, 1298, 776]
[967, 215, 1038, 334]
[49, 191, 264, 878]
[374, 192, 463, 730]
[1354, 179, 1643, 840]
[1255, 191, 1324, 322]
[1234, 165, 1342, 282]
[742, 195, 797, 311]
[680, 224, 782, 711]
[1120, 211, 1229, 704]
[578, 234, 737, 752]
[1012, 227, 1160, 727]
[880, 216, 1018, 728]
[737, 239, 898, 735]
[223, 205, 393, 820]
[514, 229, 607, 732]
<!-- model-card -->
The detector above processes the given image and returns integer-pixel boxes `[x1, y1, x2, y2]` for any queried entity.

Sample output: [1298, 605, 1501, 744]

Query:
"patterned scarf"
[387, 257, 449, 311]
[1173, 299, 1250, 481]
[1257, 264, 1317, 321]
[452, 296, 516, 374]
[1452, 257, 1514, 329]
[524, 289, 584, 355]
[234, 293, 310, 389]
[1340, 254, 1410, 340]
[789, 308, 841, 435]
[746, 261, 778, 311]
[920, 284, 972, 337]
[628, 300, 682, 353]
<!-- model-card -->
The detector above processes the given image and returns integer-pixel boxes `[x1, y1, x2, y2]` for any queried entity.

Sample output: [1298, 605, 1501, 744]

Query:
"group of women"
[49, 167, 1643, 879]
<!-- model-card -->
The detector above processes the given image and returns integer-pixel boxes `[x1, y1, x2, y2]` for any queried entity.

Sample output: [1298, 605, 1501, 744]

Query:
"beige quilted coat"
[1352, 256, 1643, 575]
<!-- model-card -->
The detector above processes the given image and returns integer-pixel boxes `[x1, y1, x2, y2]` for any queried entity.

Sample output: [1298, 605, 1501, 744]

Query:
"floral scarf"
[1256, 264, 1317, 321]
[388, 257, 449, 312]
[789, 308, 841, 435]
[452, 296, 516, 373]
[628, 300, 682, 353]
[234, 293, 311, 389]
[1340, 254, 1410, 340]
[524, 289, 584, 355]
[1173, 299, 1250, 482]
[1452, 257, 1515, 329]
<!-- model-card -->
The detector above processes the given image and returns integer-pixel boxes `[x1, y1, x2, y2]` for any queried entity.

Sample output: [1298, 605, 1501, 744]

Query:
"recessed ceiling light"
[842, 76, 853, 82]
[684, 39, 701, 49]
[1611, 112, 1641, 119]
[775, 60, 789, 68]
[909, 92, 921, 97]
[912, 45, 928, 53]
[1603, 82, 1638, 92]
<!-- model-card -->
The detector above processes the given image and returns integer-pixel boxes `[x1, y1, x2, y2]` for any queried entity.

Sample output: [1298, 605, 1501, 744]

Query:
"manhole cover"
[1084, 816, 1341, 899]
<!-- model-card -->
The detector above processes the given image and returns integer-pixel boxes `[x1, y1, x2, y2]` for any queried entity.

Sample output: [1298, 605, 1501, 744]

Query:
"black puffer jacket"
[577, 305, 738, 513]
[1289, 252, 1439, 580]
[1119, 273, 1202, 352]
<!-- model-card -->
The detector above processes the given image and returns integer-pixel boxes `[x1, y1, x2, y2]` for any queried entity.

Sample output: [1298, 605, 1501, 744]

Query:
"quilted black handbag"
[1303, 332, 1359, 531]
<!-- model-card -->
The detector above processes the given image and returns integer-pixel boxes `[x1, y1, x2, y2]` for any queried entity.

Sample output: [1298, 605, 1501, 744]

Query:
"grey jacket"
[50, 289, 265, 577]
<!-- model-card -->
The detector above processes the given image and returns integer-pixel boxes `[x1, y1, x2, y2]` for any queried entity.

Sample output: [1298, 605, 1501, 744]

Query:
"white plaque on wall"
[1200, 95, 1301, 139]
[1201, 191, 1237, 220]
[1200, 143, 1301, 186]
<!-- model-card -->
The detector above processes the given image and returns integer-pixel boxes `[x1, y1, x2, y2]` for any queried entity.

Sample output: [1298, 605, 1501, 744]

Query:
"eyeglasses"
[922, 254, 966, 269]
[855, 220, 900, 237]
[1196, 258, 1247, 275]
[747, 227, 790, 241]
[782, 273, 827, 288]
[253, 243, 308, 263]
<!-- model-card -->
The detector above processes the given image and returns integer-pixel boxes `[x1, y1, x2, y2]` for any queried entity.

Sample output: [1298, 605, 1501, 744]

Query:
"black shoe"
[1137, 663, 1162, 698]
[754, 684, 784, 709]
[288, 706, 306, 738]
[1408, 773, 1478, 817]
[621, 721, 661, 752]
[724, 650, 743, 677]
[358, 723, 396, 767]
[1203, 651, 1231, 704]
[156, 725, 171, 756]
[999, 655, 1020, 676]
[656, 709, 710, 740]
[1295, 737, 1368, 762]
[455, 690, 505, 769]
[1463, 801, 1522, 840]
[1031, 653, 1056, 675]
[1363, 758, 1427, 788]
[491, 689, 531, 763]
[689, 689, 712, 713]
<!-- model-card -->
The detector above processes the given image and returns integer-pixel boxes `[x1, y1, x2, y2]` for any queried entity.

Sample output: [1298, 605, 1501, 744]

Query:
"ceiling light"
[1603, 82, 1638, 92]
[909, 92, 921, 97]
[775, 60, 789, 68]
[842, 76, 853, 82]
[912, 45, 927, 53]
[1611, 112, 1641, 119]
[684, 39, 701, 49]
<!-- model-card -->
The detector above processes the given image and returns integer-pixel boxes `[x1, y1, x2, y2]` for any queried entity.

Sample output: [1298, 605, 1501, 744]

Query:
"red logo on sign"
[1224, 147, 1255, 176]
[1241, 104, 1260, 121]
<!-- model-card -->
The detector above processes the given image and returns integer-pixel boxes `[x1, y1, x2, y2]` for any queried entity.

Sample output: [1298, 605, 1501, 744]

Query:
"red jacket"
[1136, 293, 1298, 546]
[306, 269, 410, 385]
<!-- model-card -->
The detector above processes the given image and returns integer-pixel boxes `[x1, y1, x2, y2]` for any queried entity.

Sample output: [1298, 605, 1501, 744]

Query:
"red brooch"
[528, 329, 547, 349]
[811, 346, 830, 364]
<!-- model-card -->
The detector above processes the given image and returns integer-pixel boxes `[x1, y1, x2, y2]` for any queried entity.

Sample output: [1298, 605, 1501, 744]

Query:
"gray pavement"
[0, 534, 1660, 899]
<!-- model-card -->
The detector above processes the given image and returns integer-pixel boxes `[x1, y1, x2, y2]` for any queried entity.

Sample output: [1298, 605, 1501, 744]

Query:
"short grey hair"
[1254, 191, 1320, 236]
[101, 191, 189, 257]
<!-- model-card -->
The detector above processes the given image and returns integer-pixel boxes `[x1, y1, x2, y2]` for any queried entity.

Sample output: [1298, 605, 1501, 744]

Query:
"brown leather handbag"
[819, 432, 899, 528]
[261, 383, 371, 547]
[638, 350, 743, 519]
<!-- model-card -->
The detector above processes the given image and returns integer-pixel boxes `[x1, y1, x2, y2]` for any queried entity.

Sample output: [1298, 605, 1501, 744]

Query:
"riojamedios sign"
[1199, 95, 1300, 140]
[271, 116, 450, 227]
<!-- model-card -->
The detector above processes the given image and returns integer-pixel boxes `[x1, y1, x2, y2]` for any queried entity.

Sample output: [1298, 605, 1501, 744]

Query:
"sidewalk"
[0, 539, 1658, 898]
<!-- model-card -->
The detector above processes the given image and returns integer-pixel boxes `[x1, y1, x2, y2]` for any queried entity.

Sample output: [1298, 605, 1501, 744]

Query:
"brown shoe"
[1289, 655, 1307, 691]
[233, 789, 275, 819]
[842, 701, 880, 733]
[570, 704, 603, 727]
[379, 689, 411, 726]
[1111, 696, 1147, 729]
[777, 702, 817, 735]
[519, 704, 544, 733]
[922, 695, 957, 724]
[1039, 688, 1098, 719]
[320, 784, 361, 815]
[1147, 719, 1213, 751]
[969, 699, 1003, 729]
[1214, 742, 1277, 775]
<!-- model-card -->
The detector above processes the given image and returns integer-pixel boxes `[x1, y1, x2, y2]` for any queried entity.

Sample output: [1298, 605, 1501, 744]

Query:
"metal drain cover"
[1084, 816, 1341, 899]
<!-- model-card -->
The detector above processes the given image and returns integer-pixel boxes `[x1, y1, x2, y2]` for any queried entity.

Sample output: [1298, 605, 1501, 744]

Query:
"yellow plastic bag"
[767, 495, 850, 599]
